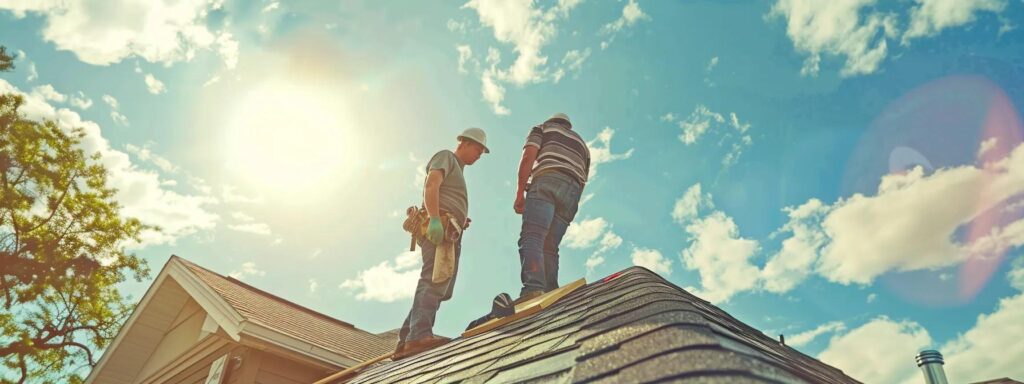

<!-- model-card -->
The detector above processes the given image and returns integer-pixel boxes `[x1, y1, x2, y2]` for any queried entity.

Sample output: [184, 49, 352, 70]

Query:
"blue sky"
[2, 0, 1024, 382]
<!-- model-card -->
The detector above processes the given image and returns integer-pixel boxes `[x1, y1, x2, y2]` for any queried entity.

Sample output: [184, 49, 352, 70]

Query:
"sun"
[223, 80, 357, 198]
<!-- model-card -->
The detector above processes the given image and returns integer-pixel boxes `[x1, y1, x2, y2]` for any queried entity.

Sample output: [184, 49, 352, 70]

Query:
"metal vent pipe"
[916, 350, 949, 384]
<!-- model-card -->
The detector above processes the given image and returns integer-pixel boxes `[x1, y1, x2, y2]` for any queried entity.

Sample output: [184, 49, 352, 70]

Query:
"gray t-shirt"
[425, 150, 468, 226]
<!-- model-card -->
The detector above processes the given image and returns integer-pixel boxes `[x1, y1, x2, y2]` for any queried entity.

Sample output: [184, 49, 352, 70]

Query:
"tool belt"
[402, 206, 462, 283]
[402, 207, 460, 249]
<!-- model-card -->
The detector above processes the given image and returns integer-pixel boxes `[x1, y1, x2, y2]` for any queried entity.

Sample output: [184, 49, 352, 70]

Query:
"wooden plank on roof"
[461, 278, 586, 338]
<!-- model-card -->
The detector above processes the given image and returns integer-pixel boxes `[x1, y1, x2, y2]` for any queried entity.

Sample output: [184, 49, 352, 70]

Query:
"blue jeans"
[399, 238, 461, 344]
[519, 171, 582, 295]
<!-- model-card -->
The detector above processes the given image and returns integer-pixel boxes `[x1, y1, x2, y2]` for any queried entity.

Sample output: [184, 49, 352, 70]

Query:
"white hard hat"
[547, 113, 571, 127]
[457, 127, 490, 153]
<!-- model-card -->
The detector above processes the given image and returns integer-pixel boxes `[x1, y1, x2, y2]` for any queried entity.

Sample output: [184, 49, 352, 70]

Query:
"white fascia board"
[239, 320, 360, 368]
[166, 261, 245, 341]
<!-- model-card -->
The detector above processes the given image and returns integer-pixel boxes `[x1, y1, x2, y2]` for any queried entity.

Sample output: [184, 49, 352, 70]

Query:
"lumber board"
[461, 278, 586, 338]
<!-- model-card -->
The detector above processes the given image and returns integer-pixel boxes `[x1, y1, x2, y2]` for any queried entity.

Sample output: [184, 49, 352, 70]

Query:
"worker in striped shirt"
[514, 113, 591, 303]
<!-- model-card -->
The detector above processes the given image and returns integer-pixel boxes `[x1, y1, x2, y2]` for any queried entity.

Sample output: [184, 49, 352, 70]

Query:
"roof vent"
[915, 350, 949, 384]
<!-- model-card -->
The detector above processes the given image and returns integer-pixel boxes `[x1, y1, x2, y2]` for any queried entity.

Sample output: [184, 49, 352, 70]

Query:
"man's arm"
[424, 169, 444, 218]
[514, 146, 539, 214]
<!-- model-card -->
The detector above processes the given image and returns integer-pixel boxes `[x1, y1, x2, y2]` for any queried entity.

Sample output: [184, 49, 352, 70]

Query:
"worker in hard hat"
[514, 113, 590, 303]
[395, 127, 489, 359]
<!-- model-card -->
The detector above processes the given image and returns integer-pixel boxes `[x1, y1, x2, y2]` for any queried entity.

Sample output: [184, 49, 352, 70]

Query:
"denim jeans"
[398, 238, 461, 344]
[519, 171, 582, 295]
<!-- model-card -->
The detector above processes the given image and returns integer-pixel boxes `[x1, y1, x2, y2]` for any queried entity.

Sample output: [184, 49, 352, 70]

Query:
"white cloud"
[340, 251, 421, 303]
[0, 0, 239, 69]
[579, 192, 594, 208]
[602, 0, 648, 33]
[202, 75, 221, 87]
[564, 217, 610, 249]
[598, 231, 623, 254]
[600, 0, 649, 49]
[461, 0, 583, 114]
[1009, 256, 1024, 291]
[26, 62, 38, 82]
[226, 210, 272, 236]
[215, 31, 238, 70]
[867, 293, 877, 303]
[672, 106, 753, 164]
[818, 317, 931, 384]
[456, 45, 474, 74]
[755, 141, 1024, 292]
[904, 0, 1007, 42]
[30, 84, 67, 103]
[787, 321, 846, 347]
[672, 183, 713, 224]
[678, 105, 723, 145]
[229, 262, 266, 280]
[586, 127, 634, 179]
[674, 141, 1024, 300]
[101, 94, 119, 109]
[230, 212, 254, 222]
[565, 216, 624, 273]
[706, 56, 719, 72]
[447, 19, 469, 34]
[632, 247, 672, 275]
[761, 199, 829, 293]
[480, 48, 510, 115]
[110, 111, 129, 126]
[818, 263, 1024, 383]
[0, 79, 219, 248]
[14, 50, 39, 82]
[585, 254, 605, 272]
[262, 1, 279, 13]
[220, 184, 263, 204]
[672, 183, 761, 303]
[463, 0, 552, 86]
[69, 91, 93, 110]
[940, 290, 1024, 383]
[561, 48, 590, 74]
[227, 222, 271, 236]
[816, 149, 1024, 284]
[144, 73, 166, 94]
[769, 0, 898, 77]
[680, 210, 761, 303]
[308, 278, 318, 294]
[125, 143, 179, 173]
[978, 137, 998, 158]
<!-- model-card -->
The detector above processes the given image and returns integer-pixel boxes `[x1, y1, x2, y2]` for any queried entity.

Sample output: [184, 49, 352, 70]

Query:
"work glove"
[425, 217, 445, 245]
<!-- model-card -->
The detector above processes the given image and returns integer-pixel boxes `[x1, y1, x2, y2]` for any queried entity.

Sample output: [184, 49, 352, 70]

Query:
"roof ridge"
[170, 254, 363, 332]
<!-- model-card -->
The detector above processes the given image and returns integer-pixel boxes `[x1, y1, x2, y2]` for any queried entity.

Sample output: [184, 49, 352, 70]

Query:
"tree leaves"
[1, 92, 151, 383]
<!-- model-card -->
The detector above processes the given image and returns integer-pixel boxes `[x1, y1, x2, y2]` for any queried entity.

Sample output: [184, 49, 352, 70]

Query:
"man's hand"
[514, 191, 526, 214]
[426, 217, 445, 245]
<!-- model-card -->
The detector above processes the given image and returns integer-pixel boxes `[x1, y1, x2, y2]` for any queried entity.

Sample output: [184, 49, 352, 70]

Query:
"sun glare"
[224, 80, 357, 198]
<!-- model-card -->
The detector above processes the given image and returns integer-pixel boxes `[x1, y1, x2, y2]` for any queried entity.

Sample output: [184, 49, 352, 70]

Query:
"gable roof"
[342, 267, 861, 383]
[176, 257, 396, 362]
[87, 255, 395, 383]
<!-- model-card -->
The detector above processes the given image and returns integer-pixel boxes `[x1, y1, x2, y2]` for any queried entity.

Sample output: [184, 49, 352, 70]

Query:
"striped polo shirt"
[524, 120, 591, 185]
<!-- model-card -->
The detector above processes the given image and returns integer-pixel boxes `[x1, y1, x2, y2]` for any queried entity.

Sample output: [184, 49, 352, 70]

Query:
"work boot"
[514, 290, 544, 305]
[392, 335, 450, 360]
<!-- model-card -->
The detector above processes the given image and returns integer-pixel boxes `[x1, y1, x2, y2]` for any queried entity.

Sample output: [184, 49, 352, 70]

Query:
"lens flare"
[842, 75, 1023, 306]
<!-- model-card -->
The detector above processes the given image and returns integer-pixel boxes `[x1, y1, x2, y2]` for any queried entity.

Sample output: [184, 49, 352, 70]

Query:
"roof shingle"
[176, 256, 397, 362]
[343, 267, 861, 383]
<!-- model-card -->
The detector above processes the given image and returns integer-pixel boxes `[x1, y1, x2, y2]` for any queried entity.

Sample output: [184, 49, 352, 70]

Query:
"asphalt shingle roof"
[175, 256, 397, 362]
[343, 267, 862, 383]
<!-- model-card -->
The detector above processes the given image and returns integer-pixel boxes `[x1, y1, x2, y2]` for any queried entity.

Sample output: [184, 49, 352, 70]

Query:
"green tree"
[1, 64, 151, 382]
[0, 46, 13, 72]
